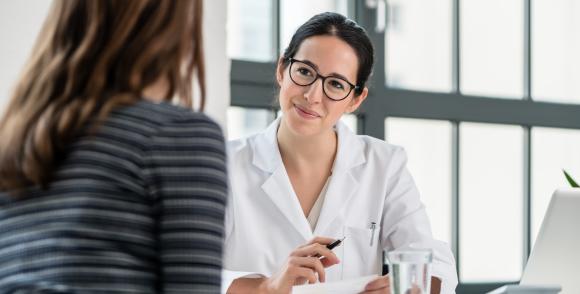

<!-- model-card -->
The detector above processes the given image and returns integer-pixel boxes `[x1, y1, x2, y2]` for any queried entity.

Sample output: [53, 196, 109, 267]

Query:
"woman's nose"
[303, 78, 325, 103]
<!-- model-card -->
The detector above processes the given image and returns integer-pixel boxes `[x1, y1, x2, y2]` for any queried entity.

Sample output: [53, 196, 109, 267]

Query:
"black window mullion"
[357, 0, 387, 139]
[452, 0, 461, 94]
[523, 127, 532, 266]
[368, 89, 580, 129]
[523, 0, 533, 269]
[230, 60, 277, 108]
[452, 121, 461, 281]
[524, 0, 532, 100]
[273, 0, 280, 60]
[451, 0, 461, 284]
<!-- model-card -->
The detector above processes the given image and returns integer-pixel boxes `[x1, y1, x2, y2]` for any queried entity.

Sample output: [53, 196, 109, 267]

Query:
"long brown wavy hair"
[0, 0, 205, 194]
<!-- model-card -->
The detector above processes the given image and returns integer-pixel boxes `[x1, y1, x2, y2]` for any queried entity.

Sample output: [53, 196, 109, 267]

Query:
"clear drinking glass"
[386, 250, 433, 294]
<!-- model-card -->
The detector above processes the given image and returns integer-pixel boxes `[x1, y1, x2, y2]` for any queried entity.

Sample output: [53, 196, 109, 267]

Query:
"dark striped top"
[0, 101, 228, 294]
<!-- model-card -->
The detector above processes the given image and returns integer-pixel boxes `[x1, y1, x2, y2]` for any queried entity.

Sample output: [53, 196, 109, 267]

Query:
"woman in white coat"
[223, 12, 458, 294]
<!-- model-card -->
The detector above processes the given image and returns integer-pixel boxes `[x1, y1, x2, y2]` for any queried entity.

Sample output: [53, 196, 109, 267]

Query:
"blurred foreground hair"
[0, 0, 205, 193]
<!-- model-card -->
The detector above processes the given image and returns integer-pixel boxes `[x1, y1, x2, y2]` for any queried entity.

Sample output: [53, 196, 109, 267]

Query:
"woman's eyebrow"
[300, 59, 353, 82]
[300, 59, 319, 70]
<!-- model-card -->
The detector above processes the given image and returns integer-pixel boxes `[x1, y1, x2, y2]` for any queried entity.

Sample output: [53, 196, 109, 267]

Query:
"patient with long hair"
[0, 0, 227, 292]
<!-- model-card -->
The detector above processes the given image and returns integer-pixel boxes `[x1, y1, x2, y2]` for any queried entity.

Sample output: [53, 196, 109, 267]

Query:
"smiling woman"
[222, 12, 457, 294]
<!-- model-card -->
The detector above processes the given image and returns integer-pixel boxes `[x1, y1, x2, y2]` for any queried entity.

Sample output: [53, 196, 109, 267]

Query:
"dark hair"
[0, 0, 205, 194]
[281, 12, 374, 96]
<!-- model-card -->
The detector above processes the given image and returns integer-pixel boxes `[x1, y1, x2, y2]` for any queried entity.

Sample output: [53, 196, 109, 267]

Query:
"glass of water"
[386, 250, 433, 294]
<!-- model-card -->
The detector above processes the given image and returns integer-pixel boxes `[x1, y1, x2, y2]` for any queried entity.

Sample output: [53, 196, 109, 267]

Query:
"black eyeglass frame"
[287, 57, 361, 101]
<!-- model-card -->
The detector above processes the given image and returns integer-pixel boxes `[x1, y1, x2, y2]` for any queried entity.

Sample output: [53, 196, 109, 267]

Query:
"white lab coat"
[222, 118, 458, 293]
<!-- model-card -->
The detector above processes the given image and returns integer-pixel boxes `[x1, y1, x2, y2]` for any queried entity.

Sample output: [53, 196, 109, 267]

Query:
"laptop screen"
[520, 188, 580, 294]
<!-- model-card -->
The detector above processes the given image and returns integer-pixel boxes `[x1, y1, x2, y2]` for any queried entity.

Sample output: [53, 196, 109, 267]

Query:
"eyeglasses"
[287, 58, 360, 101]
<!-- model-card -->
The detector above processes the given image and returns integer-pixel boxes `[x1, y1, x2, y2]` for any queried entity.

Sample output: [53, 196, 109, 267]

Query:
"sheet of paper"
[292, 275, 379, 294]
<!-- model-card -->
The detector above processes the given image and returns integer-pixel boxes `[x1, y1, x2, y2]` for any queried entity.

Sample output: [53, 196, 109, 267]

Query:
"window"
[460, 0, 523, 98]
[280, 0, 348, 54]
[227, 107, 275, 140]
[386, 3, 402, 32]
[227, 0, 275, 62]
[386, 0, 452, 92]
[459, 123, 523, 282]
[532, 0, 580, 104]
[385, 118, 453, 244]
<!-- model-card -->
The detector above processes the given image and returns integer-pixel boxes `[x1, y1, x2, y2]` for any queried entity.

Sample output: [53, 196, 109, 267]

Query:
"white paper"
[292, 275, 379, 294]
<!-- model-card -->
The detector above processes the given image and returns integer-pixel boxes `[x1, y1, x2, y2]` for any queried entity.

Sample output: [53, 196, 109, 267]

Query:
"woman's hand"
[360, 275, 390, 294]
[258, 236, 341, 294]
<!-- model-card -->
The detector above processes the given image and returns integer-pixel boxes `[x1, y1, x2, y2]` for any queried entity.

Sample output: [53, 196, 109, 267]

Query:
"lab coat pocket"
[342, 225, 381, 278]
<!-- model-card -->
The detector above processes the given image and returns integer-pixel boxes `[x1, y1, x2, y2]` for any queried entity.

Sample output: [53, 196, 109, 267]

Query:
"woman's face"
[276, 35, 368, 137]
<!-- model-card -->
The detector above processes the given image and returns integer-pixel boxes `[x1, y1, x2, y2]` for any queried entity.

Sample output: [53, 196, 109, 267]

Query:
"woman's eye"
[297, 68, 312, 76]
[330, 80, 345, 90]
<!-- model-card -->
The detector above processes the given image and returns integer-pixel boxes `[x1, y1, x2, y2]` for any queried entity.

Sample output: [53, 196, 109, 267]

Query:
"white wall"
[0, 0, 229, 128]
[203, 0, 229, 128]
[0, 0, 52, 114]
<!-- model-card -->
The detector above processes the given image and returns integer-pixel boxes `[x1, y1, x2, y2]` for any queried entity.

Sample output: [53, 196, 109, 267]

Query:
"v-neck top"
[306, 176, 331, 231]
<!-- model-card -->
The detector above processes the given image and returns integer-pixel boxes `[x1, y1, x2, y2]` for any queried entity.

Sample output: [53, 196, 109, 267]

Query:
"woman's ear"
[345, 87, 368, 113]
[276, 57, 285, 86]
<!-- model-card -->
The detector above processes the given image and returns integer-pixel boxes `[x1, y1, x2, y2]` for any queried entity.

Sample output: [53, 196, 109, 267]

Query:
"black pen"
[313, 237, 345, 259]
[326, 237, 345, 250]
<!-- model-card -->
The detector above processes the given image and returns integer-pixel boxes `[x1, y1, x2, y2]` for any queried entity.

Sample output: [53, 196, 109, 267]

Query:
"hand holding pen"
[257, 236, 343, 294]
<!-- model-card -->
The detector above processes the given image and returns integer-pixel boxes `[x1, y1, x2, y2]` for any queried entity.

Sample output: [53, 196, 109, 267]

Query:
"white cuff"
[221, 269, 265, 294]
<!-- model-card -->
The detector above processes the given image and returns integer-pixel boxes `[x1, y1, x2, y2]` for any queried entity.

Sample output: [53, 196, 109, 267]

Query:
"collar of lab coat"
[250, 116, 367, 239]
[250, 116, 366, 173]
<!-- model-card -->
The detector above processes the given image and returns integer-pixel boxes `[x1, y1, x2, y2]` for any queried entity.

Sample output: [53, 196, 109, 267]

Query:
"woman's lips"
[294, 105, 320, 119]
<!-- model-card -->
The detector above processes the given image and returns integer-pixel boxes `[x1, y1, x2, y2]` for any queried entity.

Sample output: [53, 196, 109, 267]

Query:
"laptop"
[520, 188, 580, 294]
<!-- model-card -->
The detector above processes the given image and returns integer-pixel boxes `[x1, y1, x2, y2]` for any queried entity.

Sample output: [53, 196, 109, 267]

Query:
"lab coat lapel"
[313, 121, 366, 236]
[261, 167, 313, 241]
[251, 118, 313, 241]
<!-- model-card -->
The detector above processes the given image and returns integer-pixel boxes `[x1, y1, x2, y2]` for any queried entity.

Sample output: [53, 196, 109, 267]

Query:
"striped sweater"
[0, 101, 228, 293]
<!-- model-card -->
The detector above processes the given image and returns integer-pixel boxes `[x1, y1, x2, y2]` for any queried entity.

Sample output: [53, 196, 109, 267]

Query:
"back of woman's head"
[281, 12, 374, 96]
[0, 0, 205, 193]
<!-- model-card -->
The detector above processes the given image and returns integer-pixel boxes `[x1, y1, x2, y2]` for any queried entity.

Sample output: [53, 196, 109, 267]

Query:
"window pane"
[227, 107, 274, 140]
[385, 0, 452, 92]
[227, 0, 274, 62]
[532, 0, 580, 104]
[460, 123, 523, 282]
[460, 0, 523, 98]
[531, 127, 580, 246]
[385, 118, 453, 244]
[280, 0, 348, 54]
